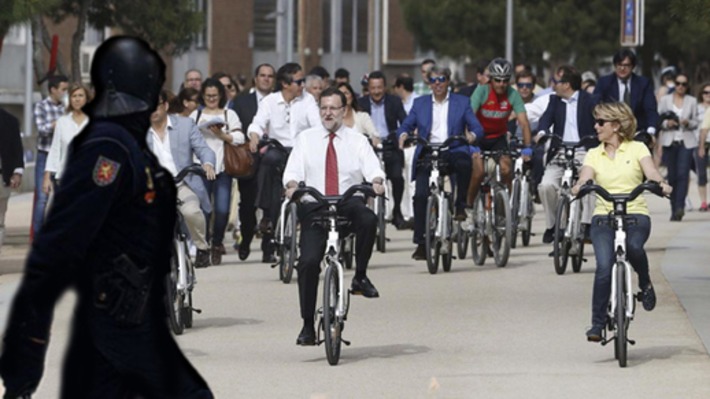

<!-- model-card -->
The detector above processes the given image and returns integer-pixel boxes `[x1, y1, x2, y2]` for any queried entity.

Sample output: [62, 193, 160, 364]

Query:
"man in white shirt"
[247, 62, 321, 263]
[283, 87, 385, 346]
[147, 91, 216, 268]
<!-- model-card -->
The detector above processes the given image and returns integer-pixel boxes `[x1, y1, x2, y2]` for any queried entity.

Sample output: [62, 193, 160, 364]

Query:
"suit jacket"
[230, 92, 258, 133]
[538, 90, 599, 146]
[146, 115, 216, 213]
[0, 108, 24, 186]
[357, 94, 406, 138]
[657, 94, 699, 148]
[397, 93, 484, 176]
[594, 73, 659, 133]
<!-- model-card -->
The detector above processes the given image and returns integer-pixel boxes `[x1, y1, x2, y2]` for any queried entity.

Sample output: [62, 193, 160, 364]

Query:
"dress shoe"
[259, 218, 273, 235]
[411, 244, 426, 260]
[262, 253, 277, 264]
[641, 284, 656, 311]
[238, 244, 250, 261]
[195, 249, 210, 268]
[350, 276, 379, 298]
[670, 209, 684, 221]
[586, 325, 603, 342]
[211, 244, 224, 265]
[542, 227, 555, 244]
[296, 325, 316, 346]
[454, 208, 467, 221]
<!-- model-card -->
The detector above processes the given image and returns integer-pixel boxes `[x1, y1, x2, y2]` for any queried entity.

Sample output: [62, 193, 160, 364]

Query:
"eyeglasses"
[703, 91, 710, 95]
[428, 76, 447, 84]
[595, 119, 611, 126]
[517, 83, 534, 89]
[291, 78, 306, 86]
[675, 81, 689, 87]
[492, 78, 509, 84]
[319, 105, 344, 113]
[616, 63, 634, 69]
[204, 94, 219, 100]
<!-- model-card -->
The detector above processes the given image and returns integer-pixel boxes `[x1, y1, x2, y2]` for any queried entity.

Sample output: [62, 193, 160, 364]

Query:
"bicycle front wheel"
[281, 202, 298, 284]
[615, 262, 628, 367]
[553, 196, 571, 275]
[470, 193, 487, 266]
[510, 177, 521, 249]
[492, 187, 512, 267]
[442, 197, 453, 272]
[323, 265, 342, 366]
[521, 188, 534, 247]
[425, 195, 440, 274]
[455, 220, 469, 260]
[166, 239, 185, 335]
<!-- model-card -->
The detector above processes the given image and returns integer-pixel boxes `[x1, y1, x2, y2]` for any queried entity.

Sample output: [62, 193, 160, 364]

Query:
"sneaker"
[699, 202, 708, 212]
[454, 208, 467, 221]
[195, 249, 210, 268]
[542, 227, 555, 244]
[586, 325, 603, 342]
[641, 284, 656, 311]
[350, 276, 379, 298]
[258, 218, 273, 235]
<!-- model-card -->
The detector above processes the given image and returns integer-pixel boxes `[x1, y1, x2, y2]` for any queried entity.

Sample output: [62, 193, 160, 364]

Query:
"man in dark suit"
[0, 107, 24, 252]
[594, 48, 658, 136]
[396, 66, 484, 259]
[358, 70, 409, 229]
[229, 63, 275, 260]
[537, 66, 599, 244]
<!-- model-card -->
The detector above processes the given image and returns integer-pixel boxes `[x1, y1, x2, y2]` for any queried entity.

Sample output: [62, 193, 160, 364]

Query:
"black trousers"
[296, 197, 377, 321]
[236, 174, 258, 249]
[382, 141, 405, 221]
[255, 147, 290, 255]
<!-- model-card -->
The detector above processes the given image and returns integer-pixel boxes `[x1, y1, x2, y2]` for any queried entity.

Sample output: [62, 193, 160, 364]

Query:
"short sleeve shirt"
[702, 109, 710, 130]
[470, 84, 527, 114]
[583, 140, 651, 216]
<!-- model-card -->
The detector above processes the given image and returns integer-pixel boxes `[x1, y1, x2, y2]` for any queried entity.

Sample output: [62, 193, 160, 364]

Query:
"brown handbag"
[222, 110, 256, 178]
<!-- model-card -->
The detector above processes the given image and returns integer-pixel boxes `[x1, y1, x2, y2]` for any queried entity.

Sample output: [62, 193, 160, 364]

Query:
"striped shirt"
[34, 97, 65, 151]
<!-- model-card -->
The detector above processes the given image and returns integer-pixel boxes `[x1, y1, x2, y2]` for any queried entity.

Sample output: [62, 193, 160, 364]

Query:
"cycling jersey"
[471, 84, 526, 139]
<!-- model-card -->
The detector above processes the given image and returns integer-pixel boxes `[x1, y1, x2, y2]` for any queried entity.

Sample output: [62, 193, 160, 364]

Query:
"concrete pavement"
[0, 189, 709, 398]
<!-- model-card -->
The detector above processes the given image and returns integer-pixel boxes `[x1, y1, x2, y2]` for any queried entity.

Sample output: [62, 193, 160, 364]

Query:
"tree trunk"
[71, 0, 90, 82]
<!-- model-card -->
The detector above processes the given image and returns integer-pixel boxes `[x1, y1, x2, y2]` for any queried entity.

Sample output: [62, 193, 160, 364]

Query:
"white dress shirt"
[189, 109, 243, 174]
[617, 78, 631, 102]
[561, 91, 580, 143]
[431, 93, 450, 144]
[45, 113, 89, 179]
[247, 91, 321, 147]
[148, 118, 179, 177]
[283, 124, 385, 196]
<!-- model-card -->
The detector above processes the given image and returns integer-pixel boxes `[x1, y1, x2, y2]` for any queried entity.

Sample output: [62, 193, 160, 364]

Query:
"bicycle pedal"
[582, 258, 588, 262]
[342, 338, 351, 346]
[270, 262, 278, 268]
[192, 307, 202, 314]
[628, 338, 636, 345]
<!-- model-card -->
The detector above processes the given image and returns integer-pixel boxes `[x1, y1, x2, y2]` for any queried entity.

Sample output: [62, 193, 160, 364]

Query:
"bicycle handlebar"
[404, 135, 468, 150]
[575, 180, 664, 203]
[291, 183, 377, 207]
[536, 133, 599, 149]
[175, 164, 206, 184]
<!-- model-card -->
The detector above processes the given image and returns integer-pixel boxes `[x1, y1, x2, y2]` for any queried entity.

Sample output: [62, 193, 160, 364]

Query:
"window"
[322, 0, 368, 53]
[254, 0, 277, 50]
[194, 0, 208, 49]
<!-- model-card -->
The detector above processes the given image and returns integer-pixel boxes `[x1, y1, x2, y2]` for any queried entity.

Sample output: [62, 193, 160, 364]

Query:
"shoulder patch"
[93, 155, 121, 186]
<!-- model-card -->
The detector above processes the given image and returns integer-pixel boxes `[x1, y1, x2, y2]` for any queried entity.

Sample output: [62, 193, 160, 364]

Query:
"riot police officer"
[0, 36, 213, 399]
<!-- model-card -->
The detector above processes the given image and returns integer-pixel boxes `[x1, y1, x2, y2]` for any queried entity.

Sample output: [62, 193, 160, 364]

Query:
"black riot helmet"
[86, 36, 166, 118]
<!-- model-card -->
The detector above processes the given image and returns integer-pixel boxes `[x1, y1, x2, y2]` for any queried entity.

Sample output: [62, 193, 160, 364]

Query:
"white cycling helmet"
[488, 58, 513, 80]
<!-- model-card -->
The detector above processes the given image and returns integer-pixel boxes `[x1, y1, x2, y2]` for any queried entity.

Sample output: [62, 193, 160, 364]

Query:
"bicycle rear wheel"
[455, 220, 469, 260]
[280, 203, 298, 284]
[615, 262, 628, 367]
[376, 196, 386, 253]
[323, 265, 342, 366]
[470, 193, 487, 266]
[340, 235, 354, 270]
[492, 188, 512, 267]
[553, 196, 571, 275]
[166, 239, 185, 335]
[510, 178, 521, 249]
[425, 195, 440, 274]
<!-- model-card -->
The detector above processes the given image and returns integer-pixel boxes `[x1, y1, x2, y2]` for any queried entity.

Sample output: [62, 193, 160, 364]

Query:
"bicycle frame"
[323, 206, 349, 320]
[609, 216, 635, 321]
[429, 150, 450, 245]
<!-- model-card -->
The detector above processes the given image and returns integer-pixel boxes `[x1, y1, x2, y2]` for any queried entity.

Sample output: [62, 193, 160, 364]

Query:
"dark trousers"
[297, 197, 377, 321]
[382, 141, 405, 221]
[236, 175, 258, 249]
[413, 151, 471, 244]
[589, 214, 651, 327]
[256, 147, 290, 254]
[60, 309, 212, 399]
[664, 143, 693, 214]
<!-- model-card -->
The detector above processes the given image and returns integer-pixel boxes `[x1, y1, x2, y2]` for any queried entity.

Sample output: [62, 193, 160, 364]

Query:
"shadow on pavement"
[304, 343, 430, 365]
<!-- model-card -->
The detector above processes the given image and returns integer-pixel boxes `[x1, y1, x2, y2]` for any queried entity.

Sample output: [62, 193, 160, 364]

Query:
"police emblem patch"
[93, 155, 121, 186]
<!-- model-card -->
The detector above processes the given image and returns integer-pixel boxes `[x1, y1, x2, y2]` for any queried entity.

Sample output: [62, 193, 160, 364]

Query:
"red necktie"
[325, 132, 339, 195]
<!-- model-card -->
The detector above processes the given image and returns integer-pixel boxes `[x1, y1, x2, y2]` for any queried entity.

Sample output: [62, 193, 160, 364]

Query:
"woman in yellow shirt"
[572, 102, 672, 342]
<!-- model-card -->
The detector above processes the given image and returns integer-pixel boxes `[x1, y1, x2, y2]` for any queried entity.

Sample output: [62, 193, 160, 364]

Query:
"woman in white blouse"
[43, 83, 91, 192]
[337, 82, 380, 147]
[190, 78, 244, 264]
